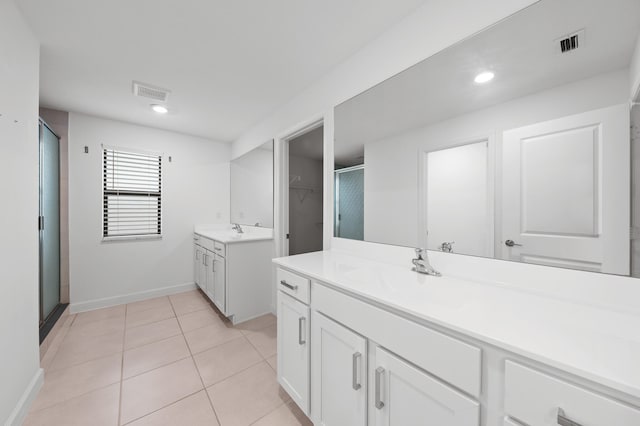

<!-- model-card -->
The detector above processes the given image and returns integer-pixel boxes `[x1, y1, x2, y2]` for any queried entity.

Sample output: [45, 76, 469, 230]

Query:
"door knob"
[505, 239, 522, 247]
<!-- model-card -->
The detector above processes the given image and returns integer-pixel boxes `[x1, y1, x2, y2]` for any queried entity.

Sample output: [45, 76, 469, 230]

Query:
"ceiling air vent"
[132, 81, 171, 102]
[554, 29, 585, 54]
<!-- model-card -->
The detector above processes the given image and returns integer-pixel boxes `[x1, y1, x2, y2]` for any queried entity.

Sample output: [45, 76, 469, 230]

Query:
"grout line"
[248, 401, 289, 425]
[27, 374, 123, 414]
[117, 304, 128, 425]
[168, 292, 224, 426]
[120, 389, 204, 426]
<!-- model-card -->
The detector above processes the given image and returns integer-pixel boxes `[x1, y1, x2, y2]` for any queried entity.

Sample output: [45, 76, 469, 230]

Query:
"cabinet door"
[199, 250, 208, 294]
[212, 253, 226, 313]
[194, 245, 201, 289]
[373, 347, 479, 426]
[277, 292, 310, 414]
[312, 312, 367, 426]
[204, 250, 215, 301]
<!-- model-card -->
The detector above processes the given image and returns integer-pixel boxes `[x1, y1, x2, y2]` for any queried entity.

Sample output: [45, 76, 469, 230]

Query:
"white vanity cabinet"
[274, 251, 640, 426]
[194, 231, 272, 323]
[311, 311, 367, 426]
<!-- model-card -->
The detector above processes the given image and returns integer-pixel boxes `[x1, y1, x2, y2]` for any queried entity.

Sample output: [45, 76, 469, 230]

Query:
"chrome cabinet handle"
[195, 250, 199, 260]
[557, 408, 582, 426]
[203, 254, 208, 266]
[280, 280, 298, 291]
[375, 367, 385, 409]
[505, 239, 523, 247]
[298, 317, 306, 345]
[215, 247, 222, 251]
[212, 258, 215, 272]
[352, 352, 362, 390]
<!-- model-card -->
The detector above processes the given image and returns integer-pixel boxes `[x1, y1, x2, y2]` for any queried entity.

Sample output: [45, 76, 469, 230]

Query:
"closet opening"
[285, 123, 324, 256]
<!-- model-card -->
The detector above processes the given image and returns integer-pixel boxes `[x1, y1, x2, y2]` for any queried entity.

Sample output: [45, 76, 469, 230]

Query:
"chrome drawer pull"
[298, 317, 306, 345]
[215, 247, 222, 251]
[375, 367, 385, 409]
[352, 352, 362, 390]
[557, 408, 582, 426]
[280, 280, 298, 291]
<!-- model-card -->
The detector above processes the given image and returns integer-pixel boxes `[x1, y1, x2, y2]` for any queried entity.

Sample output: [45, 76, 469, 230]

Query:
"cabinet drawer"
[505, 361, 640, 426]
[197, 235, 215, 252]
[313, 283, 481, 397]
[213, 241, 226, 257]
[277, 268, 310, 304]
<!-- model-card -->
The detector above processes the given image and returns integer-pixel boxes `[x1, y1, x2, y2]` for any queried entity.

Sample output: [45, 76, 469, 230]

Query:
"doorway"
[39, 119, 64, 340]
[287, 125, 324, 255]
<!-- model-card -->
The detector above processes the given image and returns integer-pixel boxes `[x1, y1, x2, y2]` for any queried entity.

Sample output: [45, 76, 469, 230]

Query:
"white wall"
[68, 113, 230, 311]
[364, 69, 629, 248]
[230, 146, 273, 227]
[0, 1, 43, 424]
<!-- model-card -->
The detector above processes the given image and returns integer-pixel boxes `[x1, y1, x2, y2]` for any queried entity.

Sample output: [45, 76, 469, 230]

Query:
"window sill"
[102, 235, 163, 243]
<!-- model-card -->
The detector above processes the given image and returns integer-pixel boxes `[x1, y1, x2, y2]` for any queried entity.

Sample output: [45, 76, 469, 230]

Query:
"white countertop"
[194, 224, 273, 244]
[273, 249, 640, 400]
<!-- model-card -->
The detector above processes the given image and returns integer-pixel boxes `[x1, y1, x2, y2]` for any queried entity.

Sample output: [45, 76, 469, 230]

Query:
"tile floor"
[25, 290, 312, 426]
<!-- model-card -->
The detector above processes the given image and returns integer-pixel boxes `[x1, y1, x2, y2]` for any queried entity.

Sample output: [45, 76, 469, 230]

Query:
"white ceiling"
[17, 0, 428, 142]
[335, 0, 640, 165]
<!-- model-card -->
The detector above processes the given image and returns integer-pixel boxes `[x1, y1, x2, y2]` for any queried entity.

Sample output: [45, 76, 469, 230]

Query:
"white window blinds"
[103, 148, 162, 238]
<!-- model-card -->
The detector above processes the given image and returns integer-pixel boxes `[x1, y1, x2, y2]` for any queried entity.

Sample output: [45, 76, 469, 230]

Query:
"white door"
[372, 347, 479, 426]
[312, 311, 367, 426]
[277, 292, 310, 414]
[212, 253, 226, 314]
[421, 140, 493, 257]
[502, 104, 629, 274]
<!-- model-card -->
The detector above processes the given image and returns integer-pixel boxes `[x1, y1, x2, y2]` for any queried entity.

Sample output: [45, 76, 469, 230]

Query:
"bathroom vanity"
[194, 225, 273, 324]
[274, 248, 640, 426]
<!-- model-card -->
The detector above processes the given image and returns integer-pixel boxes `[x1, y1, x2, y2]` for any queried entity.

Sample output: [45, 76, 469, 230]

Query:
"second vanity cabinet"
[194, 231, 272, 323]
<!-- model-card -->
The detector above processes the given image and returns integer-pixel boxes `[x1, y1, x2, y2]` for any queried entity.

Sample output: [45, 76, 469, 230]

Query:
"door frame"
[417, 134, 495, 253]
[274, 116, 324, 257]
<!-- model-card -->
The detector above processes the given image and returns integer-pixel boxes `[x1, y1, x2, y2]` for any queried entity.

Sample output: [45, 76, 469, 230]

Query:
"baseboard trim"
[69, 282, 197, 314]
[4, 368, 44, 426]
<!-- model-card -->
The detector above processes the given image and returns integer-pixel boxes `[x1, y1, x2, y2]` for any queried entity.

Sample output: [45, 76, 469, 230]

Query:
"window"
[103, 147, 162, 239]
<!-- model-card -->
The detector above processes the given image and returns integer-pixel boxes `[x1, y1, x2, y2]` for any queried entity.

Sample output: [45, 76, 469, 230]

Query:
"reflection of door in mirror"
[502, 104, 629, 274]
[335, 166, 364, 240]
[420, 140, 493, 257]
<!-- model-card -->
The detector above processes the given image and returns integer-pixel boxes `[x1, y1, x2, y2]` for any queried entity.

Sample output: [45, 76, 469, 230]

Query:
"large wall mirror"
[334, 0, 640, 277]
[231, 140, 274, 228]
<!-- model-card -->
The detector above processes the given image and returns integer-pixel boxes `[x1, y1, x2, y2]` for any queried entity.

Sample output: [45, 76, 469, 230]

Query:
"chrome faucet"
[231, 223, 244, 234]
[439, 241, 455, 253]
[412, 248, 441, 277]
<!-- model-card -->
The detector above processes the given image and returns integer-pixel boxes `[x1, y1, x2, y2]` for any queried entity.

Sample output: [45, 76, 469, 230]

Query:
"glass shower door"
[334, 166, 364, 240]
[40, 121, 60, 322]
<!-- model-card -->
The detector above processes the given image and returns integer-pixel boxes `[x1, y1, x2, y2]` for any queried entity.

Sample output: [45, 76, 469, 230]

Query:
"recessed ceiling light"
[474, 71, 495, 84]
[151, 104, 168, 114]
